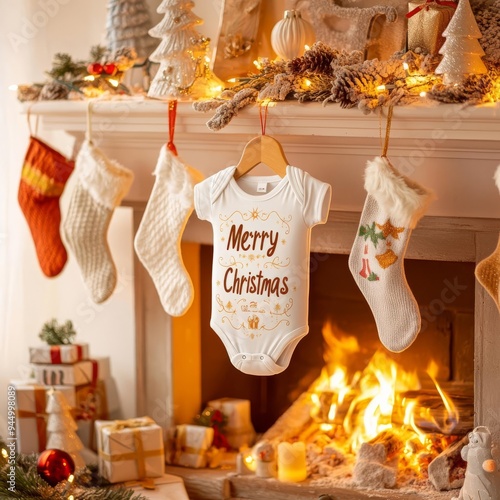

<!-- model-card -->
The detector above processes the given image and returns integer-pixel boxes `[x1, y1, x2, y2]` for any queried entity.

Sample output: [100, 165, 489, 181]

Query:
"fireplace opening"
[201, 247, 474, 427]
[199, 245, 475, 488]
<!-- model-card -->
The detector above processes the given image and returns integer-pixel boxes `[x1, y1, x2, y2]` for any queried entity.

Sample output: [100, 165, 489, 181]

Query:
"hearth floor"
[165, 464, 457, 500]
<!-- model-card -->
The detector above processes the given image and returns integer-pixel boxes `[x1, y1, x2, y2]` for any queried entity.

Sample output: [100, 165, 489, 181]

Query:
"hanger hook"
[381, 105, 394, 158]
[167, 100, 178, 156]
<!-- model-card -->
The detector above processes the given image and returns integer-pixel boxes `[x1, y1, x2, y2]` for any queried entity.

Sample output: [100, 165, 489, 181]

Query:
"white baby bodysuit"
[194, 166, 331, 376]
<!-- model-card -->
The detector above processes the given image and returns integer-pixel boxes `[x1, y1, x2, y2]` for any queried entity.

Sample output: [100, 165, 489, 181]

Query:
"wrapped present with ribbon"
[29, 343, 89, 364]
[124, 474, 190, 500]
[13, 382, 48, 453]
[208, 398, 256, 450]
[32, 357, 107, 386]
[174, 424, 214, 468]
[406, 0, 457, 55]
[96, 417, 165, 483]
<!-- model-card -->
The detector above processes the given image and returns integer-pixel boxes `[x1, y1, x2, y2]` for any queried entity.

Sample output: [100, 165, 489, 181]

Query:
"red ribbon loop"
[167, 100, 178, 156]
[406, 0, 456, 18]
[259, 101, 269, 136]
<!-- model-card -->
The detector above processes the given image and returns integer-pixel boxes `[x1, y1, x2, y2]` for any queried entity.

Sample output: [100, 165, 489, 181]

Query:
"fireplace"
[30, 100, 500, 498]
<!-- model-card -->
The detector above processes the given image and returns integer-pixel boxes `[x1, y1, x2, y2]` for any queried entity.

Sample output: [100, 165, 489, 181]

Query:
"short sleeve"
[194, 177, 213, 222]
[302, 173, 332, 227]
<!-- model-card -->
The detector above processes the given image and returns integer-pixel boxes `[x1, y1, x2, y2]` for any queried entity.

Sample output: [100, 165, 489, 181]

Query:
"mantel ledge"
[25, 99, 500, 143]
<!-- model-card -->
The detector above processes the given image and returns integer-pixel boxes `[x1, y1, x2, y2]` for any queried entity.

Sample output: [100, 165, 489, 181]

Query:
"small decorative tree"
[39, 319, 76, 345]
[105, 0, 156, 61]
[435, 0, 487, 85]
[148, 0, 223, 99]
[45, 389, 85, 468]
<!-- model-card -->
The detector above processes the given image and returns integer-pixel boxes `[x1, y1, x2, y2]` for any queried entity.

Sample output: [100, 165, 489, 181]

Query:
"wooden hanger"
[234, 102, 289, 179]
[234, 135, 289, 179]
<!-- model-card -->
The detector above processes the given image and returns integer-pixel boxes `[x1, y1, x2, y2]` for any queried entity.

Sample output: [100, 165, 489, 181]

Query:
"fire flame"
[310, 322, 460, 471]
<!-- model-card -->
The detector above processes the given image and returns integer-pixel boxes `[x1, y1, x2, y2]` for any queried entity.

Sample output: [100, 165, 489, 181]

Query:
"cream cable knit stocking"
[134, 146, 203, 317]
[64, 141, 134, 303]
[348, 156, 434, 352]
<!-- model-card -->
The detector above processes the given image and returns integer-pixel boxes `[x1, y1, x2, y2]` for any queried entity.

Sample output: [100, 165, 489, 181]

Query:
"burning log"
[428, 435, 468, 491]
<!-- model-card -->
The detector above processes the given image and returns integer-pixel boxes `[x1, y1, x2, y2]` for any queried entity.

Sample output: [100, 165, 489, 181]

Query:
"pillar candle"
[277, 442, 307, 482]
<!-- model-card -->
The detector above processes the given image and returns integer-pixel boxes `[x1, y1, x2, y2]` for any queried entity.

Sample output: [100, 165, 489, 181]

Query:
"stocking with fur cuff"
[348, 156, 434, 352]
[63, 141, 134, 303]
[134, 146, 204, 317]
[475, 166, 500, 312]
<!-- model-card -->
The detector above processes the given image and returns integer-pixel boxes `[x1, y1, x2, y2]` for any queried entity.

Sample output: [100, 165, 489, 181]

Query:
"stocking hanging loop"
[380, 105, 394, 158]
[86, 101, 94, 144]
[167, 100, 178, 156]
[27, 103, 39, 137]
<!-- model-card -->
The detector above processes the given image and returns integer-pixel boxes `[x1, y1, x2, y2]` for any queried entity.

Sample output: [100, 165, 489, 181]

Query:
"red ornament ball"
[103, 63, 117, 75]
[87, 62, 103, 75]
[37, 449, 75, 487]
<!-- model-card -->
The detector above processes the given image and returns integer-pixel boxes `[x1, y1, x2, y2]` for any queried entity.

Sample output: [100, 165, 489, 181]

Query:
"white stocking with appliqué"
[348, 156, 434, 352]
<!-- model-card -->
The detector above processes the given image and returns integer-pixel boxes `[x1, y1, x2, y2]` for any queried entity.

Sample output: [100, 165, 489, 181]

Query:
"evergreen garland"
[38, 319, 77, 345]
[0, 437, 148, 500]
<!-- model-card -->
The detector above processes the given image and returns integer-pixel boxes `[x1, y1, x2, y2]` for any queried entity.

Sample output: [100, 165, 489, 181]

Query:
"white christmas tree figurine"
[106, 0, 156, 61]
[148, 0, 223, 99]
[435, 0, 487, 85]
[45, 389, 85, 468]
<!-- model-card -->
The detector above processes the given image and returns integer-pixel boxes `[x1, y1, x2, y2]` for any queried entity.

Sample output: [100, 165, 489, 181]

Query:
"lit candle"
[236, 451, 256, 474]
[277, 442, 307, 482]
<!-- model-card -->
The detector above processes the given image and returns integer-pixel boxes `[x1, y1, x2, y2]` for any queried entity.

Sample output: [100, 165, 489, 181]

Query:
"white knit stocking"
[134, 146, 203, 317]
[64, 141, 134, 304]
[348, 157, 434, 352]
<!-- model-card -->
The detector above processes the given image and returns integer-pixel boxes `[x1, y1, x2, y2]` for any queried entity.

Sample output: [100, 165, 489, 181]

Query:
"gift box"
[29, 343, 89, 364]
[32, 357, 108, 386]
[12, 380, 109, 453]
[96, 417, 165, 483]
[13, 382, 48, 453]
[125, 475, 190, 500]
[208, 398, 256, 450]
[407, 0, 457, 55]
[174, 424, 214, 468]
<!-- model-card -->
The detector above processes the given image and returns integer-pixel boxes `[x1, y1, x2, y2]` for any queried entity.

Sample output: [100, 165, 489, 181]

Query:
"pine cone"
[17, 84, 42, 102]
[40, 81, 70, 100]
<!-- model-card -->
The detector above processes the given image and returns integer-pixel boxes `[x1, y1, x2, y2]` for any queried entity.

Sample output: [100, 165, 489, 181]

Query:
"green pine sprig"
[38, 319, 77, 345]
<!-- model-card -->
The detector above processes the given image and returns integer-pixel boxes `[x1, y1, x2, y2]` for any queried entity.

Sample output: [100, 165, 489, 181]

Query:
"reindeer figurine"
[453, 426, 500, 500]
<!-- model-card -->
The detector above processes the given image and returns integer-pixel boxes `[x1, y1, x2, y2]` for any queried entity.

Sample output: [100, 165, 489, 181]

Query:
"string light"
[403, 62, 410, 72]
[68, 474, 75, 483]
[304, 44, 310, 51]
[8, 84, 18, 91]
[420, 91, 427, 97]
[68, 496, 74, 500]
[376, 84, 386, 91]
[108, 78, 119, 87]
[227, 78, 237, 83]
[253, 60, 262, 70]
[83, 75, 95, 81]
[304, 79, 312, 87]
[1, 449, 7, 458]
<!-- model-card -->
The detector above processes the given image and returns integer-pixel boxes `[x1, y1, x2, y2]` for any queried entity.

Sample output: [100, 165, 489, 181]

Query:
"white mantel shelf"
[28, 99, 500, 142]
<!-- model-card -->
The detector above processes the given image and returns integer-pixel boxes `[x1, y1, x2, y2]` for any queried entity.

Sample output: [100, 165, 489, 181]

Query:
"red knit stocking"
[18, 137, 74, 277]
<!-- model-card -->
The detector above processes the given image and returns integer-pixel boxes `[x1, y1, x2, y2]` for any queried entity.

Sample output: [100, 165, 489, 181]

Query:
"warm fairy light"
[242, 451, 257, 471]
[304, 44, 311, 51]
[1, 449, 7, 458]
[83, 75, 95, 81]
[305, 79, 311, 87]
[108, 78, 119, 87]
[376, 84, 386, 91]
[68, 496, 74, 500]
[403, 62, 410, 71]
[227, 77, 237, 83]
[420, 91, 427, 97]
[204, 55, 210, 63]
[253, 59, 262, 70]
[212, 85, 223, 93]
[8, 84, 18, 91]
[68, 474, 75, 483]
